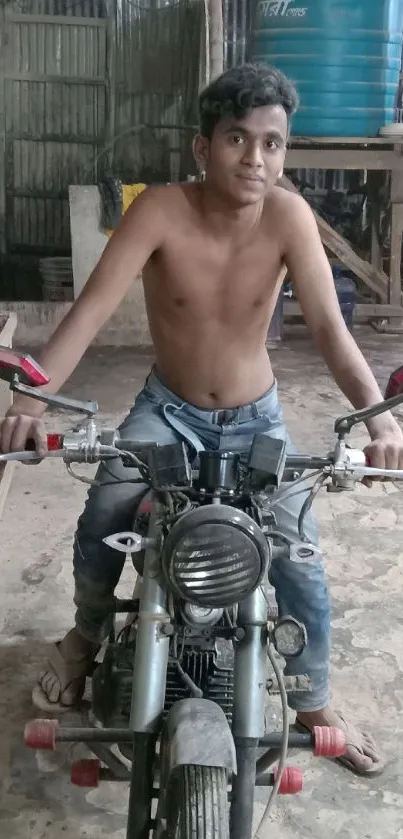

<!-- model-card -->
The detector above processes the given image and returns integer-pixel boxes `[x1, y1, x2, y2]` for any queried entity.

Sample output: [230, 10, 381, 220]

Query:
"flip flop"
[32, 639, 98, 714]
[295, 713, 386, 777]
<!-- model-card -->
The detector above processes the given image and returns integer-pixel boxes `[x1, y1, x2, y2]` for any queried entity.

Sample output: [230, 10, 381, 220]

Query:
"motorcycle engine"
[92, 622, 234, 730]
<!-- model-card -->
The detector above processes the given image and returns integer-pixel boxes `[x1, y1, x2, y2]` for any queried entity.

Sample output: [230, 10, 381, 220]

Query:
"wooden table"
[284, 136, 403, 326]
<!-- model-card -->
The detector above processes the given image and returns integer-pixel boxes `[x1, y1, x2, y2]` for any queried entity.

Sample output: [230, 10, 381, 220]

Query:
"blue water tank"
[250, 0, 403, 136]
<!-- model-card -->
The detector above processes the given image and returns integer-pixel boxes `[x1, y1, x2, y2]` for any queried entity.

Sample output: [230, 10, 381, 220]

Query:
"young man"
[1, 64, 402, 775]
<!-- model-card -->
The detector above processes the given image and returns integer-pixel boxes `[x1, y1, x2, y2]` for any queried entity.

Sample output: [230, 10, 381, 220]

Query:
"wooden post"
[0, 1, 6, 255]
[0, 312, 17, 520]
[202, 0, 210, 87]
[390, 162, 403, 306]
[208, 0, 224, 79]
[367, 171, 383, 273]
[389, 204, 403, 305]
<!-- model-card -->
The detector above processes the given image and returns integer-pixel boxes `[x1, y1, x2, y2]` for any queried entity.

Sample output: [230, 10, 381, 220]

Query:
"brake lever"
[334, 392, 403, 439]
[11, 378, 98, 417]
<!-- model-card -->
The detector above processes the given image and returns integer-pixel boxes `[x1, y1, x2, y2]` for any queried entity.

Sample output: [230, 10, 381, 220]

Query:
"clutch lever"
[10, 377, 98, 417]
[334, 392, 403, 439]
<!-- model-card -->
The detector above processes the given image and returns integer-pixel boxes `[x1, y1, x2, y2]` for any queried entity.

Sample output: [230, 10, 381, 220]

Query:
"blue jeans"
[73, 370, 330, 712]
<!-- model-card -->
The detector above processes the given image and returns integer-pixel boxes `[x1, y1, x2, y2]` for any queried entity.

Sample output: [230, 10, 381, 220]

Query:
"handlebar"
[2, 431, 403, 486]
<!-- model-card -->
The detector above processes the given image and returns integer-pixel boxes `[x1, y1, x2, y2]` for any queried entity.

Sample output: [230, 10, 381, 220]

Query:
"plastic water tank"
[250, 0, 403, 137]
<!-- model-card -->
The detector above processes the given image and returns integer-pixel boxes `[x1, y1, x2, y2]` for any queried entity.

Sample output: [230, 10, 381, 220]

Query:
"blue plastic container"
[250, 0, 403, 136]
[333, 265, 357, 329]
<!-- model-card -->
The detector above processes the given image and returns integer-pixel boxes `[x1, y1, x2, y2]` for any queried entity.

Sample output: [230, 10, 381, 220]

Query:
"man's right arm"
[1, 185, 167, 453]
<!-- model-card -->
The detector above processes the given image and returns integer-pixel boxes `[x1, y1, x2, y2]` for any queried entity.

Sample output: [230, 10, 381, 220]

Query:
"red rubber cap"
[274, 766, 304, 795]
[71, 759, 100, 788]
[138, 500, 153, 515]
[24, 719, 59, 750]
[46, 433, 64, 451]
[313, 725, 347, 758]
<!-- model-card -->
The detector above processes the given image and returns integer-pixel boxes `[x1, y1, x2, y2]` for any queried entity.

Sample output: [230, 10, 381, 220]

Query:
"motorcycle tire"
[166, 765, 230, 839]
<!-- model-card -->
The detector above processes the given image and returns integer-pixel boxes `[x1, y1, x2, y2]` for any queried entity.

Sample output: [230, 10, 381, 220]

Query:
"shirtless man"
[1, 63, 403, 776]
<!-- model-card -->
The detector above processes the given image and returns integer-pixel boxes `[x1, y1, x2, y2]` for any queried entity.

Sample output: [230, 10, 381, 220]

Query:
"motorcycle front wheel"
[165, 765, 230, 839]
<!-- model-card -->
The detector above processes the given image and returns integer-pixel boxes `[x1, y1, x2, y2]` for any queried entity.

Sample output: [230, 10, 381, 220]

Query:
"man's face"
[195, 105, 288, 205]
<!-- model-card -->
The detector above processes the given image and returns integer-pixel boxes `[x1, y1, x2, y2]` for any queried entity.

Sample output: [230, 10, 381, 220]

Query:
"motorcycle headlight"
[161, 505, 270, 608]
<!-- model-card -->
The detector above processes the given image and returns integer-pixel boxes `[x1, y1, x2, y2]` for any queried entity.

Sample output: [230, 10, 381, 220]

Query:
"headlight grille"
[162, 506, 270, 608]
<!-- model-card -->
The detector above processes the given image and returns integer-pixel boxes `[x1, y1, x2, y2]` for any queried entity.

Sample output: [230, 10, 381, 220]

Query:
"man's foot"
[296, 707, 386, 777]
[32, 628, 99, 713]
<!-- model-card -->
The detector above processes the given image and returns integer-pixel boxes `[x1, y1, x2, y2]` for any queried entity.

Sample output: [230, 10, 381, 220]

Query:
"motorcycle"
[1, 345, 403, 839]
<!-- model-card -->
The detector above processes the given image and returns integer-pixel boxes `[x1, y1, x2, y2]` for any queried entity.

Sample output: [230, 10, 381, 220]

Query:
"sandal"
[32, 632, 99, 714]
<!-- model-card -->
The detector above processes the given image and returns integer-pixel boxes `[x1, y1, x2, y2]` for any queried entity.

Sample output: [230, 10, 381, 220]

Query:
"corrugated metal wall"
[0, 0, 203, 298]
[111, 0, 202, 183]
[3, 9, 109, 255]
[0, 0, 363, 300]
[223, 0, 249, 67]
[0, 0, 110, 282]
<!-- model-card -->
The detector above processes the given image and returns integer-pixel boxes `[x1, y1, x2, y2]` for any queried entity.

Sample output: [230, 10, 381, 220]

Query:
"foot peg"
[24, 719, 59, 750]
[256, 766, 303, 794]
[71, 759, 100, 788]
[312, 725, 346, 758]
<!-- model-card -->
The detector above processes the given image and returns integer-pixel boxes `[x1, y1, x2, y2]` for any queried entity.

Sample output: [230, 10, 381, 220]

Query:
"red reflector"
[47, 434, 63, 451]
[385, 366, 403, 400]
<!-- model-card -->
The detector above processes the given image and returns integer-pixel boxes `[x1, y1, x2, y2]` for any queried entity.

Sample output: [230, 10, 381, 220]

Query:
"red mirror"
[0, 346, 50, 386]
[385, 366, 403, 400]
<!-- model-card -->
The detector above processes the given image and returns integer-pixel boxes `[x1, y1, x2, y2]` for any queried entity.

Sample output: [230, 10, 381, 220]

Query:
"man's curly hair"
[199, 63, 299, 139]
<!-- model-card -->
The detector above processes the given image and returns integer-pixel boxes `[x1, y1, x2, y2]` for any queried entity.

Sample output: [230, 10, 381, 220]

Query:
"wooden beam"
[285, 301, 403, 319]
[0, 312, 17, 520]
[278, 175, 389, 302]
[6, 12, 107, 26]
[367, 172, 383, 271]
[285, 149, 403, 170]
[290, 136, 403, 146]
[0, 1, 5, 255]
[208, 0, 224, 79]
[389, 203, 403, 306]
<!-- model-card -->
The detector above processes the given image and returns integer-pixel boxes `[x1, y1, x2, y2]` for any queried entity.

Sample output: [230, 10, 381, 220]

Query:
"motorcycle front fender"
[160, 698, 237, 782]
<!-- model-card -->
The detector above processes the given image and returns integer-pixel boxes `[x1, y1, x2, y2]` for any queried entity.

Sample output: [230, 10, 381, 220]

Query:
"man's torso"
[139, 182, 292, 409]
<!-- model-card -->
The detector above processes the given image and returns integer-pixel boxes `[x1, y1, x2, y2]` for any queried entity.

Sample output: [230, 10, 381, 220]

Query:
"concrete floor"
[1, 327, 403, 838]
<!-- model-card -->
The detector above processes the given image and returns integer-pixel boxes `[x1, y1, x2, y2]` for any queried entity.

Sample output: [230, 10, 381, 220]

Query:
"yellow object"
[106, 183, 147, 237]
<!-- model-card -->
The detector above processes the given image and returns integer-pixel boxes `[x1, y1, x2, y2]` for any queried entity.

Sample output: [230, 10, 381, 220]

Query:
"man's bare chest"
[144, 234, 284, 318]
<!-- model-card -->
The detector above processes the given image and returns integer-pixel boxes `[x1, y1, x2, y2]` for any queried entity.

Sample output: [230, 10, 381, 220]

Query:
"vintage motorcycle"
[1, 345, 403, 839]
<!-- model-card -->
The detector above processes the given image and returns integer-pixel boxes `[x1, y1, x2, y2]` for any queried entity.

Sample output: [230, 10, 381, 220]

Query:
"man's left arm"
[283, 193, 403, 470]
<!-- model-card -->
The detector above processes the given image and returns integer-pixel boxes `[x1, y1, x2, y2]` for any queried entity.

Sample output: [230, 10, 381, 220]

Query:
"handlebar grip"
[285, 455, 333, 471]
[25, 434, 64, 452]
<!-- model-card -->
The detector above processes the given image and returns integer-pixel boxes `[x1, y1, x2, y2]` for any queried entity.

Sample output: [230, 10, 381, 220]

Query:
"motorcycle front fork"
[231, 587, 268, 839]
[127, 507, 268, 839]
[126, 507, 171, 839]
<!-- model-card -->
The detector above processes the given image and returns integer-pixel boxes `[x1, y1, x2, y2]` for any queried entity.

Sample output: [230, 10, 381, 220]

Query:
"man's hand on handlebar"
[0, 411, 48, 462]
[363, 417, 403, 480]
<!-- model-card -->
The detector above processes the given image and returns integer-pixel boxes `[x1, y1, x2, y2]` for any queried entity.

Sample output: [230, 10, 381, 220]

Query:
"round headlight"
[162, 505, 270, 608]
